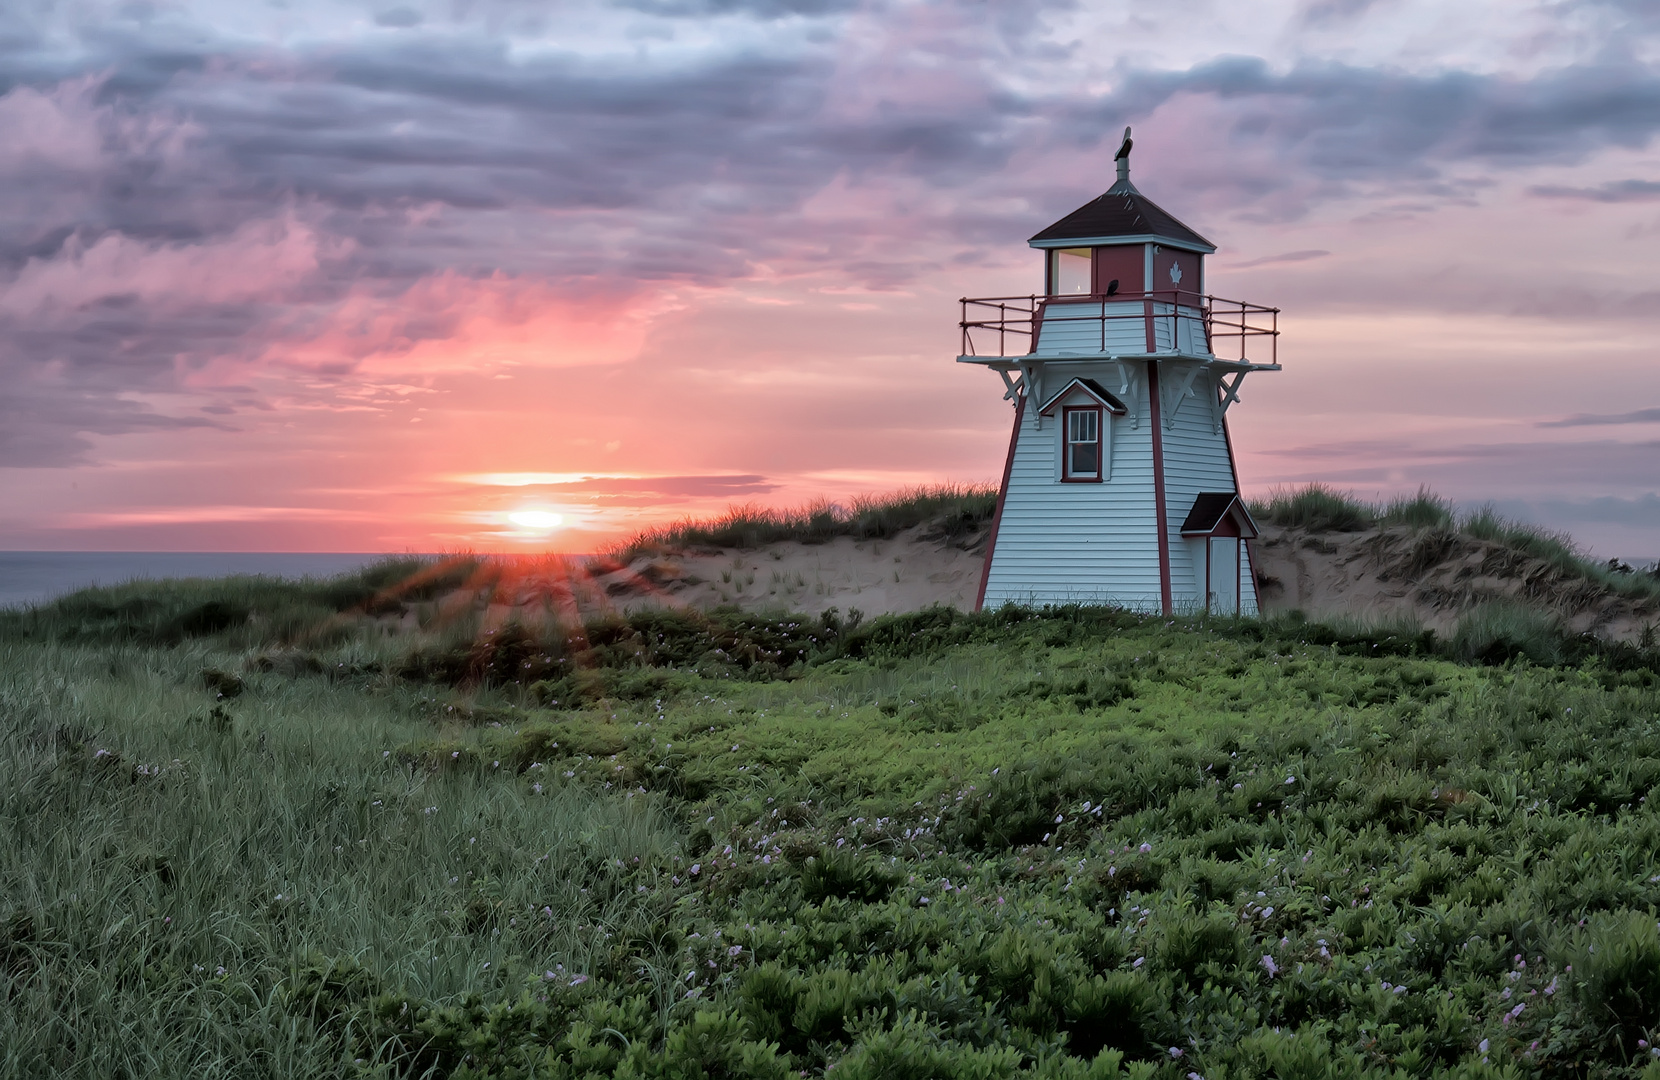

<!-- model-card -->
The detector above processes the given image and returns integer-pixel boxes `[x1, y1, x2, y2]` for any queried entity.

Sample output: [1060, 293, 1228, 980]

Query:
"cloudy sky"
[2, 0, 1659, 557]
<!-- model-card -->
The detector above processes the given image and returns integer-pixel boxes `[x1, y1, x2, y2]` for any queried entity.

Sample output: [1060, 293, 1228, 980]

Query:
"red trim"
[976, 394, 1024, 612]
[1209, 514, 1243, 539]
[1060, 405, 1104, 482]
[1147, 362, 1172, 615]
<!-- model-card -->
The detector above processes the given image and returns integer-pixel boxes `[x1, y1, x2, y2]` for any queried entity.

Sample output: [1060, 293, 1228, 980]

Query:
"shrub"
[1061, 973, 1165, 1059]
[655, 1009, 791, 1080]
[1449, 601, 1564, 666]
[1574, 911, 1660, 1052]
[802, 848, 902, 904]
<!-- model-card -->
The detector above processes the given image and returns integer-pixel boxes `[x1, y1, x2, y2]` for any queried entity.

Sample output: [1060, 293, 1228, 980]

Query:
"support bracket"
[1161, 359, 1209, 430]
[998, 368, 1025, 408]
[1218, 371, 1246, 414]
[1110, 358, 1141, 429]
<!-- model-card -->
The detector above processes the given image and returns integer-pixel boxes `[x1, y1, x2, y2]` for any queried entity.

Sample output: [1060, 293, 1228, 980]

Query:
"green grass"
[8, 586, 1660, 1076]
[605, 484, 998, 562]
[0, 556, 486, 647]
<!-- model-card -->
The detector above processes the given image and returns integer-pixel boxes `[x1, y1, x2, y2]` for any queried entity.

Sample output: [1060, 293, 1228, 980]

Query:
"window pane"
[1070, 442, 1099, 475]
[1053, 248, 1091, 295]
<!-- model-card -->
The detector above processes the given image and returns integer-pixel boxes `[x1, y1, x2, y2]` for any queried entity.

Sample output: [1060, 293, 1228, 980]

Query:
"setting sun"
[507, 510, 563, 531]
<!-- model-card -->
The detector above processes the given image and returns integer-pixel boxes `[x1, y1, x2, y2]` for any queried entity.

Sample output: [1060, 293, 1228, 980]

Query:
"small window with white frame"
[1062, 406, 1102, 481]
[1050, 248, 1092, 295]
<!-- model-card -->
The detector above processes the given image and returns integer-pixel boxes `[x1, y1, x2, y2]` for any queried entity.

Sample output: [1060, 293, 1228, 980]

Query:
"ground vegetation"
[6, 564, 1660, 1077]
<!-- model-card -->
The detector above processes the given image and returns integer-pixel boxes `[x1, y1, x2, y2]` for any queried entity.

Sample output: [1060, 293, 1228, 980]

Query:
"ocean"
[0, 552, 393, 609]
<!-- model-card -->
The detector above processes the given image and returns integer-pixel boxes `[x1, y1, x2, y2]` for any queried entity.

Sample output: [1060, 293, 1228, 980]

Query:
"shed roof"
[1179, 492, 1259, 538]
[1036, 377, 1129, 417]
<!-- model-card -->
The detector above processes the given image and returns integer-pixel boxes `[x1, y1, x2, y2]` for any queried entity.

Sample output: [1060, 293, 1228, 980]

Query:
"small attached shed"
[1179, 493, 1259, 615]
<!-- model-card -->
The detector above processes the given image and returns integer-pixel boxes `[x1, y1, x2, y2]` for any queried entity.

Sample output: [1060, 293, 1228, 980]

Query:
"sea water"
[0, 552, 392, 609]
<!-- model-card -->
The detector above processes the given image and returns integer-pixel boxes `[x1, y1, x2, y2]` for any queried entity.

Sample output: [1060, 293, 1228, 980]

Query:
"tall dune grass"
[0, 556, 485, 648]
[607, 484, 998, 561]
[1252, 484, 1660, 602]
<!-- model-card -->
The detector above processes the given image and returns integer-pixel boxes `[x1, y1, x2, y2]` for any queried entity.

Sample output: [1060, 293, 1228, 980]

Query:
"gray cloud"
[1258, 436, 1660, 494]
[615, 0, 858, 17]
[0, 381, 227, 467]
[1224, 249, 1330, 268]
[1540, 407, 1660, 427]
[5, 4, 1660, 464]
[1055, 56, 1660, 221]
[1297, 0, 1384, 24]
[498, 474, 779, 497]
[1497, 492, 1660, 527]
[1529, 179, 1660, 202]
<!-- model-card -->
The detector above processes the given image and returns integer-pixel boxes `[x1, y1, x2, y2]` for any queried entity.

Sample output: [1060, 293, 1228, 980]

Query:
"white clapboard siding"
[983, 363, 1163, 609]
[1035, 303, 1210, 359]
[1147, 304, 1209, 355]
[1034, 301, 1148, 357]
[1174, 307, 1207, 355]
[984, 360, 1258, 616]
[1158, 372, 1259, 615]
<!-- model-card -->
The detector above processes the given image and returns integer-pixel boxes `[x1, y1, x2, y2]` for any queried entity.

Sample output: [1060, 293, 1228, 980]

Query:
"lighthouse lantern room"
[959, 129, 1281, 615]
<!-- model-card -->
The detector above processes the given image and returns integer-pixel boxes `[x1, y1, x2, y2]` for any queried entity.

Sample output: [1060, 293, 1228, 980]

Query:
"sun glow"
[507, 510, 564, 531]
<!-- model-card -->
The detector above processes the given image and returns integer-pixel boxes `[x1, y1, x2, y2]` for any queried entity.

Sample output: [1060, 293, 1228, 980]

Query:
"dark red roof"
[1179, 492, 1259, 538]
[1030, 179, 1215, 253]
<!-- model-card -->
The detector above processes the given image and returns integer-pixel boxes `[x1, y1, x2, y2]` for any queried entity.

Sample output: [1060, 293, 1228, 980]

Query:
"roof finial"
[1114, 127, 1133, 185]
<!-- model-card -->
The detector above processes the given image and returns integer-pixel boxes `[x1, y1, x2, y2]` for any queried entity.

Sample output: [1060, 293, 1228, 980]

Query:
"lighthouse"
[960, 130, 1280, 615]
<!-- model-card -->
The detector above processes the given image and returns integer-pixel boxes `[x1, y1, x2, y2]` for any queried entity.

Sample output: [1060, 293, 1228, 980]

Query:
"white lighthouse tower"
[960, 130, 1280, 615]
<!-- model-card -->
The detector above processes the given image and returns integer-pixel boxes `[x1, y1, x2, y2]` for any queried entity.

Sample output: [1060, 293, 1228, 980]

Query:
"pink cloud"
[0, 75, 197, 176]
[0, 214, 334, 317]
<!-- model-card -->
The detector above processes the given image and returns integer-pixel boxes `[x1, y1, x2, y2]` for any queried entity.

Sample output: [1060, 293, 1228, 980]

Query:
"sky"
[2, 0, 1659, 559]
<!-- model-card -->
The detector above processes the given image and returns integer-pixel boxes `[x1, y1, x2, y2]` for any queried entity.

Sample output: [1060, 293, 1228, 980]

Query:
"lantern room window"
[1063, 406, 1102, 481]
[1050, 248, 1091, 295]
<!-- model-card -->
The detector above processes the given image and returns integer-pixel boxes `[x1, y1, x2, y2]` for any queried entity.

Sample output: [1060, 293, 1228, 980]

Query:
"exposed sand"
[446, 517, 1655, 643]
[1252, 524, 1659, 641]
[590, 528, 988, 618]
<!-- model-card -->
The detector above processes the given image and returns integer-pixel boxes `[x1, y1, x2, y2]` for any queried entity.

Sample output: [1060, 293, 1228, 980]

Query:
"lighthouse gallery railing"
[958, 291, 1279, 366]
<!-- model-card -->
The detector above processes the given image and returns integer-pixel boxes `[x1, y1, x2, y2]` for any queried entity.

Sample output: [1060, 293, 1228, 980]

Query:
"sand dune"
[589, 528, 988, 618]
[580, 518, 1656, 641]
[1251, 524, 1658, 640]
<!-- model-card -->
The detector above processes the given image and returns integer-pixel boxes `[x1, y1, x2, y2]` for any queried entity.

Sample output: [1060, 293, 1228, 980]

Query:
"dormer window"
[1064, 407, 1101, 481]
[1037, 377, 1127, 483]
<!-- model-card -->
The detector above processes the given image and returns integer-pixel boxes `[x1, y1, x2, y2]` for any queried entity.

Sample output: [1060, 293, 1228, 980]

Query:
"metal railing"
[958, 290, 1279, 366]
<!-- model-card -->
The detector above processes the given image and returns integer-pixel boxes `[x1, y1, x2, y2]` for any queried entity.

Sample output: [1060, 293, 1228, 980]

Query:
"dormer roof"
[1037, 377, 1128, 417]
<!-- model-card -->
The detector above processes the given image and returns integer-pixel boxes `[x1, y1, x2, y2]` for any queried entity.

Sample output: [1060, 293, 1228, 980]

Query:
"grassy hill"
[5, 494, 1660, 1077]
[1251, 486, 1660, 643]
